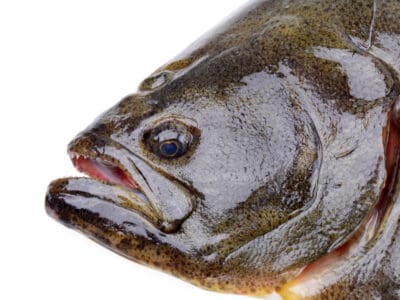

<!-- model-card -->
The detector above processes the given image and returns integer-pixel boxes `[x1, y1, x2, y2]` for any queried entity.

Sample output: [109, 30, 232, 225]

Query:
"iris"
[159, 140, 181, 158]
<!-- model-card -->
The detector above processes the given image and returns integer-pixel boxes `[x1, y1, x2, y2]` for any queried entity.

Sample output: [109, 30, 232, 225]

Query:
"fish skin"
[45, 0, 400, 298]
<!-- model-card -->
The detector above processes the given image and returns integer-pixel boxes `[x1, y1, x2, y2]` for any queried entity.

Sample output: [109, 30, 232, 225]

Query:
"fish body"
[46, 0, 400, 298]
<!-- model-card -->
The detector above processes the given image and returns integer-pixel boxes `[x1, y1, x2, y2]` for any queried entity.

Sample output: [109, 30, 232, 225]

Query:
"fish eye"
[142, 119, 199, 160]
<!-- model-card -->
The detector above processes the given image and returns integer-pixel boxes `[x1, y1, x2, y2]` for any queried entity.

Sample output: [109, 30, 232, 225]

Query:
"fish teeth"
[68, 151, 88, 160]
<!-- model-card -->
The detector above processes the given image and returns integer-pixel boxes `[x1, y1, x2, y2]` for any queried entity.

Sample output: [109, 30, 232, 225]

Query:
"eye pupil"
[160, 141, 180, 157]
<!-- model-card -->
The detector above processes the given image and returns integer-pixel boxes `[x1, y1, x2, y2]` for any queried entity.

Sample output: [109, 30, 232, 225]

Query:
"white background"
[0, 1, 280, 299]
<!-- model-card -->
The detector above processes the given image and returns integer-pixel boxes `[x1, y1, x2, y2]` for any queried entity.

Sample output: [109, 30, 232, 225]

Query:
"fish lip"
[49, 131, 195, 233]
[66, 131, 155, 209]
[45, 140, 167, 230]
[68, 132, 197, 233]
[67, 148, 157, 211]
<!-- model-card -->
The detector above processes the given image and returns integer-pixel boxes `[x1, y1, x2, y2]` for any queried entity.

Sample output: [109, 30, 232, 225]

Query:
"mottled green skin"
[46, 0, 400, 298]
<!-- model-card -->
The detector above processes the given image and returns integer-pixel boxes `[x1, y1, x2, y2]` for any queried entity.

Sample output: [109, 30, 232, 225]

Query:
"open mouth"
[69, 152, 147, 202]
[46, 129, 196, 236]
[43, 146, 165, 231]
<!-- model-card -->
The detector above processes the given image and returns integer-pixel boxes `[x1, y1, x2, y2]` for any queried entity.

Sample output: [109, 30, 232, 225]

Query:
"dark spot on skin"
[116, 238, 132, 252]
[92, 232, 111, 247]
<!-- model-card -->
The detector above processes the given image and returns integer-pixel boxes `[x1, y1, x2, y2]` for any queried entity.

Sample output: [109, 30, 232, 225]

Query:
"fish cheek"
[177, 95, 322, 260]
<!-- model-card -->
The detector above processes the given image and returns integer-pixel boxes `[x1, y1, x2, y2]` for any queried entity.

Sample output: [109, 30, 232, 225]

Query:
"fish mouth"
[46, 132, 195, 234]
[45, 149, 163, 232]
[68, 150, 163, 223]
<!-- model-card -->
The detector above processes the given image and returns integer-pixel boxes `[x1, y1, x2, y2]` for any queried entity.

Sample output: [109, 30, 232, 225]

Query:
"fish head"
[46, 2, 400, 296]
[46, 46, 323, 294]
